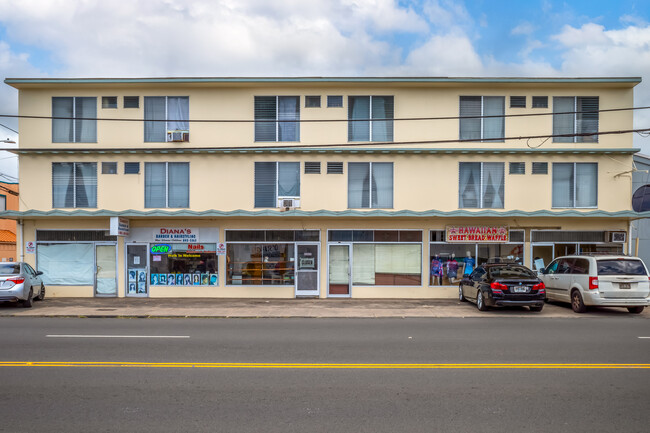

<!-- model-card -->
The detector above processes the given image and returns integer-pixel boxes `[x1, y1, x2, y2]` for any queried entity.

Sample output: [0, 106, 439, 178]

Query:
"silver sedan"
[0, 262, 45, 308]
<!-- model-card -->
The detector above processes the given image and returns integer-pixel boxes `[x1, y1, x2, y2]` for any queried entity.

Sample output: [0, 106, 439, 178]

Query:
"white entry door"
[95, 243, 117, 297]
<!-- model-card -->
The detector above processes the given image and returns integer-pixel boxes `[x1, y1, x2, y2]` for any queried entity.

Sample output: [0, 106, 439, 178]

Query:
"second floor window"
[553, 97, 599, 143]
[348, 162, 393, 208]
[52, 162, 97, 208]
[254, 162, 300, 208]
[348, 96, 394, 142]
[459, 162, 504, 209]
[52, 97, 97, 143]
[254, 96, 300, 142]
[552, 162, 597, 208]
[459, 96, 505, 142]
[144, 96, 189, 142]
[144, 162, 189, 208]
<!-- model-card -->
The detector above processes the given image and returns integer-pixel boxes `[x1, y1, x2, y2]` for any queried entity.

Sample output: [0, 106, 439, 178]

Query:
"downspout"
[18, 218, 24, 262]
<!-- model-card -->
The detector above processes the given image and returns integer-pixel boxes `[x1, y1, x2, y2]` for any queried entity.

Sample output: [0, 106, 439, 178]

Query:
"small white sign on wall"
[25, 241, 35, 254]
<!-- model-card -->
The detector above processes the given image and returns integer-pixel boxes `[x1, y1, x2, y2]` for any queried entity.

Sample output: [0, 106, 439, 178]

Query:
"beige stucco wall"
[16, 82, 634, 150]
[18, 153, 634, 213]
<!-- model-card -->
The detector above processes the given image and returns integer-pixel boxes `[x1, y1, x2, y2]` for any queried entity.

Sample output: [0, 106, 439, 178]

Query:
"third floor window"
[553, 97, 599, 143]
[144, 96, 189, 142]
[52, 97, 97, 143]
[459, 96, 505, 142]
[254, 96, 300, 142]
[348, 96, 394, 142]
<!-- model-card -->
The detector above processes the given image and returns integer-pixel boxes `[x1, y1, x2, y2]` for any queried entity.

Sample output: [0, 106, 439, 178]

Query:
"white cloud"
[552, 23, 650, 151]
[511, 21, 535, 36]
[403, 33, 482, 75]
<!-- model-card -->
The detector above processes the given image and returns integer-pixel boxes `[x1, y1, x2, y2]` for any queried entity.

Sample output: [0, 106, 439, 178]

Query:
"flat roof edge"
[4, 76, 643, 86]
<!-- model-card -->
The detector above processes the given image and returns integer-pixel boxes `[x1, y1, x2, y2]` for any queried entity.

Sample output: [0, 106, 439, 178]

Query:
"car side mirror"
[36, 271, 43, 276]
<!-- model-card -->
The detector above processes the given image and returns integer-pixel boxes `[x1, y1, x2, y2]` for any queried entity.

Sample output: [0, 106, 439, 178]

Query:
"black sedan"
[459, 264, 546, 312]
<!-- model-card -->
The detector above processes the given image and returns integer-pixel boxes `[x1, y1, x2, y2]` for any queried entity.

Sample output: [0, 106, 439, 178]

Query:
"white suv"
[539, 255, 650, 314]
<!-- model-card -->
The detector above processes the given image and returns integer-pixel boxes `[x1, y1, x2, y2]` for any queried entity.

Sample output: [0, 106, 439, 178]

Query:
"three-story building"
[1, 77, 644, 298]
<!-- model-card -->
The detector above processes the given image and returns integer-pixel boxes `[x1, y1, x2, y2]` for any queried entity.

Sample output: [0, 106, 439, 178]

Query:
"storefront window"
[149, 243, 218, 286]
[429, 229, 524, 286]
[477, 244, 524, 266]
[37, 243, 95, 285]
[429, 243, 476, 286]
[328, 230, 422, 287]
[227, 243, 295, 285]
[352, 244, 421, 286]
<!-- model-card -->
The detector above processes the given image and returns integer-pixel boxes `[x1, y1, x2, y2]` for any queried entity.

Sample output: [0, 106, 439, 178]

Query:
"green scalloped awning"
[2, 209, 649, 220]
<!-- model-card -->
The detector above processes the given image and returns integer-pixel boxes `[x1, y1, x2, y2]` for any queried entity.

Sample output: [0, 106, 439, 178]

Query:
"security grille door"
[126, 244, 148, 297]
[295, 244, 319, 297]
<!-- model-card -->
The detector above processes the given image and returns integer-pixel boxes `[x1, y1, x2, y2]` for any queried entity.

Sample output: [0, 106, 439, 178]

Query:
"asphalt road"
[0, 317, 648, 432]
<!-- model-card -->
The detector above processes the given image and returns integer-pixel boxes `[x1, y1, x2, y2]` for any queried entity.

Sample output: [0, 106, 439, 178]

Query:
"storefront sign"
[154, 227, 198, 242]
[216, 242, 226, 256]
[25, 241, 35, 254]
[446, 226, 509, 243]
[109, 217, 130, 236]
[151, 244, 172, 254]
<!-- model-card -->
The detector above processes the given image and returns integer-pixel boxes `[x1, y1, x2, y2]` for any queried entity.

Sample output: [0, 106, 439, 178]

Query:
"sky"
[0, 0, 649, 179]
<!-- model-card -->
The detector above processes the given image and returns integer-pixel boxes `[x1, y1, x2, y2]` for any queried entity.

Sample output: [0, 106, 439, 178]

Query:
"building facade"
[0, 181, 18, 262]
[1, 77, 646, 298]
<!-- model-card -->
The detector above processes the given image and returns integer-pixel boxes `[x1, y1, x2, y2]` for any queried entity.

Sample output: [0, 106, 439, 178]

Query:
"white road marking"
[46, 335, 190, 339]
[638, 337, 650, 339]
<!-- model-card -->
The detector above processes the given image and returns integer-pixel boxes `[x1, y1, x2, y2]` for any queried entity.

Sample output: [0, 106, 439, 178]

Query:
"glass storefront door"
[328, 244, 350, 297]
[531, 244, 553, 271]
[295, 244, 319, 297]
[127, 244, 148, 297]
[95, 243, 117, 297]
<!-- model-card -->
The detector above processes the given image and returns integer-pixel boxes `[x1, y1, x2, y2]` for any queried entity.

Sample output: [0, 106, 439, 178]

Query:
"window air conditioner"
[277, 198, 300, 209]
[167, 130, 190, 142]
[608, 232, 626, 243]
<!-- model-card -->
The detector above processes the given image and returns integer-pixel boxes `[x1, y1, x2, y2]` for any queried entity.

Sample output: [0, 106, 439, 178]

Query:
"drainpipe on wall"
[18, 219, 23, 262]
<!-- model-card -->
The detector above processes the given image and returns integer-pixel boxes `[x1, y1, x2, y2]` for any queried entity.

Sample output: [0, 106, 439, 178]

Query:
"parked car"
[0, 262, 45, 308]
[539, 255, 650, 314]
[459, 263, 546, 312]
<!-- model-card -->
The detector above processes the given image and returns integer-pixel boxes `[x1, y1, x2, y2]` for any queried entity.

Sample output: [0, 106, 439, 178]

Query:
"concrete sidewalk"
[0, 297, 648, 318]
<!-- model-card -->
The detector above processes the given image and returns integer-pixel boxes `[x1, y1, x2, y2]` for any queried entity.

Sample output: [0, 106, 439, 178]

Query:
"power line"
[1, 126, 648, 153]
[1, 105, 650, 124]
[0, 122, 18, 134]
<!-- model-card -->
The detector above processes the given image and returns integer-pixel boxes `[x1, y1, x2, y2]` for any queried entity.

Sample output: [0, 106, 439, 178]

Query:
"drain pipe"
[18, 218, 24, 262]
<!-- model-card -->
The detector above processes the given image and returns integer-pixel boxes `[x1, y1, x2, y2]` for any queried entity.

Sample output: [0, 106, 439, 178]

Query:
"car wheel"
[35, 284, 45, 301]
[476, 290, 488, 311]
[571, 290, 586, 313]
[22, 289, 33, 308]
[530, 305, 544, 312]
[627, 306, 645, 314]
[459, 285, 466, 302]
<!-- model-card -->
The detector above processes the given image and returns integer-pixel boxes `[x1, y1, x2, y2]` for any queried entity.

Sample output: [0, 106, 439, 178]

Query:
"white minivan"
[539, 255, 650, 313]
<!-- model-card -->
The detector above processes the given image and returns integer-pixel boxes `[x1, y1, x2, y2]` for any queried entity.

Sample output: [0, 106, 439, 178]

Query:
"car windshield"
[597, 259, 647, 276]
[0, 263, 21, 274]
[489, 266, 536, 279]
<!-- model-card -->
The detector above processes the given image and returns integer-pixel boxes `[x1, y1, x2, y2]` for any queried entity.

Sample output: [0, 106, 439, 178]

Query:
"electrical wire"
[1, 105, 650, 124]
[1, 126, 648, 153]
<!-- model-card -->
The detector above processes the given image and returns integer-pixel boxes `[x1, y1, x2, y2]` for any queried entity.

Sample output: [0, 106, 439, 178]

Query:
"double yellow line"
[0, 361, 648, 369]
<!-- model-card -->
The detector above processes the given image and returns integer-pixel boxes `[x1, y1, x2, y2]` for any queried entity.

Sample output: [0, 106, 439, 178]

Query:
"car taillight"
[7, 277, 25, 284]
[533, 282, 546, 294]
[490, 282, 507, 294]
[589, 277, 599, 290]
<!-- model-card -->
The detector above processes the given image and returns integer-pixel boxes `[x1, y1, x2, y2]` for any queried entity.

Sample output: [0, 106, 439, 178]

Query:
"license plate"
[513, 286, 529, 293]
[619, 283, 631, 290]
